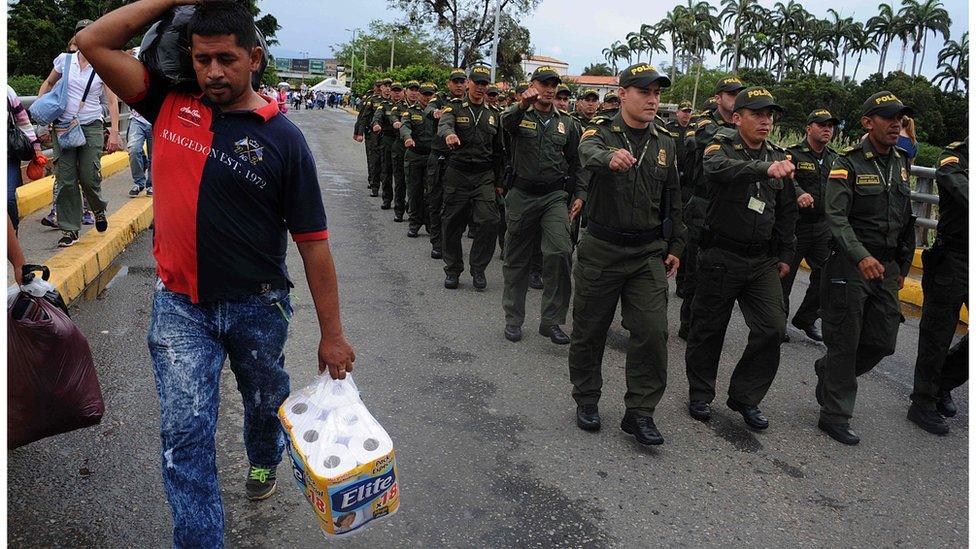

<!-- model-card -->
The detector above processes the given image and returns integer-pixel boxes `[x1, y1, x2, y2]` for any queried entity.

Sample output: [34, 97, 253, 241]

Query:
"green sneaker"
[245, 466, 277, 501]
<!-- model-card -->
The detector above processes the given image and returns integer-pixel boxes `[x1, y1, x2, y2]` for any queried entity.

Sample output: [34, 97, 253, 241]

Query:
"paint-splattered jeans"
[148, 278, 292, 548]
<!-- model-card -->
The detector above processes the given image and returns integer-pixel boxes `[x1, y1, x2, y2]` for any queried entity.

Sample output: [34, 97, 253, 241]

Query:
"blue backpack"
[28, 53, 74, 125]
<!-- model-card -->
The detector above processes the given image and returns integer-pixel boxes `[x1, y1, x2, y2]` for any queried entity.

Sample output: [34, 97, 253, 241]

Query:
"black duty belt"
[703, 232, 770, 258]
[447, 160, 494, 174]
[587, 219, 662, 247]
[512, 176, 565, 196]
[865, 246, 898, 262]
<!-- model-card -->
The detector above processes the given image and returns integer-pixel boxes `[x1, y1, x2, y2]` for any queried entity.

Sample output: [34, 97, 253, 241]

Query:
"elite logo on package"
[332, 470, 396, 512]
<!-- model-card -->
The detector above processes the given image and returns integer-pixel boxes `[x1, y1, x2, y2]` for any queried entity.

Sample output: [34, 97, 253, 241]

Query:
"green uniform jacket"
[687, 109, 737, 198]
[354, 93, 381, 136]
[501, 104, 585, 201]
[425, 95, 463, 153]
[437, 99, 504, 178]
[578, 112, 686, 256]
[702, 131, 798, 264]
[825, 138, 915, 275]
[371, 97, 400, 135]
[934, 139, 968, 244]
[665, 120, 693, 176]
[399, 101, 434, 153]
[787, 141, 838, 223]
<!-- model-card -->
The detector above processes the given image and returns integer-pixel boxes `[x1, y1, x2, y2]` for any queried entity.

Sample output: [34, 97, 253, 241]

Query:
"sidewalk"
[8, 155, 154, 304]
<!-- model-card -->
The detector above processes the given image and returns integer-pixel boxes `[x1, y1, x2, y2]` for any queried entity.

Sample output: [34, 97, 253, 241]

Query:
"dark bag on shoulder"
[8, 102, 35, 161]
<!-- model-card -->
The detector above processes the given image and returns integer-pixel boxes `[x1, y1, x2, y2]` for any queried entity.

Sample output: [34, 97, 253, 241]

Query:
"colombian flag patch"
[828, 168, 849, 179]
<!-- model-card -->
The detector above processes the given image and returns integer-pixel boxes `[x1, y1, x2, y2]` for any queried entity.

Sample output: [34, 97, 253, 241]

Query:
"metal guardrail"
[910, 165, 939, 245]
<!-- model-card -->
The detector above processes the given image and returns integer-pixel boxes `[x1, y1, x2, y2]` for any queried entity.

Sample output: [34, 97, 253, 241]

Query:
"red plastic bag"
[8, 293, 104, 449]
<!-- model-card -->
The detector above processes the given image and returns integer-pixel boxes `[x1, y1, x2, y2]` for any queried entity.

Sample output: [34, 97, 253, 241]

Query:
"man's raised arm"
[75, 0, 190, 101]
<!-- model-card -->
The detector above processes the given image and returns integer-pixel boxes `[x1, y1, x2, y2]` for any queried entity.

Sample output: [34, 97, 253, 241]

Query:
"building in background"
[562, 75, 618, 101]
[520, 55, 569, 80]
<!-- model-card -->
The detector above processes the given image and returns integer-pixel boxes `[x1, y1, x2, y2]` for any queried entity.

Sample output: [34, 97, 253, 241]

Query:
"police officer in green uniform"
[782, 109, 840, 342]
[400, 83, 437, 238]
[909, 138, 968, 434]
[815, 91, 916, 445]
[598, 91, 619, 116]
[386, 81, 416, 221]
[486, 84, 508, 255]
[437, 65, 505, 290]
[501, 66, 585, 345]
[569, 64, 685, 446]
[425, 70, 467, 259]
[356, 79, 388, 195]
[353, 80, 380, 188]
[572, 88, 601, 127]
[670, 100, 695, 296]
[678, 77, 746, 339]
[684, 86, 798, 431]
[372, 81, 403, 209]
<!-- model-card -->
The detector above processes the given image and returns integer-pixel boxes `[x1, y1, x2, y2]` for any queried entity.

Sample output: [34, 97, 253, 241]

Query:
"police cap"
[861, 91, 914, 118]
[733, 86, 784, 113]
[617, 63, 671, 89]
[715, 77, 746, 94]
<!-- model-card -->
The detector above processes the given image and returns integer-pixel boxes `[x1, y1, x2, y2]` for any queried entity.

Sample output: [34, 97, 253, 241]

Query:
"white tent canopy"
[310, 78, 350, 94]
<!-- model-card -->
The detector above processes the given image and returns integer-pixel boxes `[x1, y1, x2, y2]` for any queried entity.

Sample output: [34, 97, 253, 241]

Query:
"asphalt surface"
[8, 106, 968, 548]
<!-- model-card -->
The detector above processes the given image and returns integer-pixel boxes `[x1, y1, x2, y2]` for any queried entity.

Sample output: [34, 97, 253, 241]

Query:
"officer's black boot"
[539, 325, 570, 345]
[576, 404, 601, 432]
[620, 412, 664, 445]
[937, 390, 958, 418]
[444, 274, 459, 289]
[792, 318, 823, 342]
[818, 421, 860, 445]
[472, 272, 487, 290]
[504, 325, 522, 342]
[727, 398, 769, 430]
[528, 271, 543, 290]
[688, 401, 711, 422]
[907, 404, 950, 435]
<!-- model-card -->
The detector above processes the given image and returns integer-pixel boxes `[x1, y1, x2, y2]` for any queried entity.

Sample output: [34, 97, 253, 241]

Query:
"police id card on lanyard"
[747, 148, 770, 214]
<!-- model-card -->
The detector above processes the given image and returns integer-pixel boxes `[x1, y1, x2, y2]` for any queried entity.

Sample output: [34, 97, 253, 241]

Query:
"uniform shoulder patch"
[581, 128, 599, 140]
[840, 146, 857, 156]
[697, 119, 712, 128]
[940, 155, 960, 167]
[590, 116, 609, 125]
[947, 141, 964, 150]
[767, 142, 786, 152]
[828, 167, 849, 179]
[703, 143, 722, 155]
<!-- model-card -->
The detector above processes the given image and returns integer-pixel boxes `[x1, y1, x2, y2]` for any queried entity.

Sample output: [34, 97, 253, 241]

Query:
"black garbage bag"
[8, 286, 104, 450]
[139, 4, 269, 92]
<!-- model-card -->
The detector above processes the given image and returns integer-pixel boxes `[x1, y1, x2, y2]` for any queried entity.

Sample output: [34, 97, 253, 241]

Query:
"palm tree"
[935, 32, 968, 92]
[602, 40, 630, 74]
[626, 31, 644, 63]
[826, 9, 856, 80]
[719, 0, 760, 73]
[684, 0, 722, 106]
[601, 46, 617, 74]
[900, 0, 952, 77]
[848, 25, 879, 81]
[771, 0, 808, 81]
[658, 7, 687, 82]
[640, 23, 667, 65]
[867, 4, 903, 75]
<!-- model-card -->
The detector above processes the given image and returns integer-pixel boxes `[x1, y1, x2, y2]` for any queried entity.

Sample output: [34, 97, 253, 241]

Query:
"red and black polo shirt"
[123, 68, 328, 303]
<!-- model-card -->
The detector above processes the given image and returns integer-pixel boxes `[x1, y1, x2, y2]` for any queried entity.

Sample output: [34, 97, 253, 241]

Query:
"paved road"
[9, 107, 968, 548]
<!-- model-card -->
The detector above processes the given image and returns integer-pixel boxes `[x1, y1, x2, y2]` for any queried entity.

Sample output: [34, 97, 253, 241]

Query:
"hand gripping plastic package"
[278, 375, 399, 537]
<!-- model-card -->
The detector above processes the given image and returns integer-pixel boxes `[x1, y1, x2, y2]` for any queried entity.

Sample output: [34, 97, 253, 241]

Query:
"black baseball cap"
[390, 81, 404, 91]
[380, 78, 393, 85]
[556, 84, 570, 97]
[715, 77, 746, 94]
[618, 63, 671, 89]
[449, 68, 467, 82]
[420, 83, 436, 94]
[603, 91, 619, 102]
[468, 65, 492, 84]
[531, 66, 561, 83]
[862, 91, 914, 118]
[678, 100, 693, 111]
[579, 88, 599, 100]
[406, 80, 420, 89]
[807, 109, 840, 125]
[733, 86, 784, 113]
[487, 85, 499, 96]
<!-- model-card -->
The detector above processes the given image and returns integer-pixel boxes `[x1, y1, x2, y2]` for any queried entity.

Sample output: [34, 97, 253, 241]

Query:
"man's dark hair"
[187, 1, 257, 50]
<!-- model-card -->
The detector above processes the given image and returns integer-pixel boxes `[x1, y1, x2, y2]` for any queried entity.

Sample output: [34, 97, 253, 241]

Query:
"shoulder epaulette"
[697, 118, 712, 128]
[713, 132, 730, 142]
[768, 142, 786, 152]
[657, 124, 677, 137]
[590, 116, 610, 125]
[946, 141, 964, 150]
[840, 146, 857, 156]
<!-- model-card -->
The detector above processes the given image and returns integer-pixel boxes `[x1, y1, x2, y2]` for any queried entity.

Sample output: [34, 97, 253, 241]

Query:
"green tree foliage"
[582, 63, 613, 76]
[350, 64, 452, 98]
[332, 20, 452, 82]
[8, 74, 45, 96]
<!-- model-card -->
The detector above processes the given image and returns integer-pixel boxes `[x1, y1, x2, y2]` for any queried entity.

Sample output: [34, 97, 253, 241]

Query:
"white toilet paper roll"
[297, 422, 336, 461]
[286, 396, 314, 420]
[346, 432, 394, 465]
[318, 381, 359, 411]
[329, 404, 374, 434]
[310, 443, 359, 478]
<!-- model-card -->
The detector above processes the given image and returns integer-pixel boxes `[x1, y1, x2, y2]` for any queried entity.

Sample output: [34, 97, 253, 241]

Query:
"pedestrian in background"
[7, 85, 43, 231]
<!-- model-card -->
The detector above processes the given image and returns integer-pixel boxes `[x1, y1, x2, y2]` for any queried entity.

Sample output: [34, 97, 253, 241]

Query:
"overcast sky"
[264, 0, 968, 80]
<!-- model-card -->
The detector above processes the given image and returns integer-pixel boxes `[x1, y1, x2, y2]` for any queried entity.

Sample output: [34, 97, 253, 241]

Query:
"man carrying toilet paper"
[76, 1, 357, 547]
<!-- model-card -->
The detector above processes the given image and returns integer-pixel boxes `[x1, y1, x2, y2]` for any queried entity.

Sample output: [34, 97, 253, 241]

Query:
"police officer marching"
[400, 83, 437, 239]
[500, 66, 585, 345]
[437, 65, 505, 290]
[372, 80, 403, 209]
[572, 88, 601, 128]
[816, 92, 916, 445]
[679, 77, 746, 340]
[684, 86, 798, 431]
[569, 63, 685, 446]
[909, 140, 968, 434]
[355, 79, 388, 194]
[782, 109, 840, 342]
[424, 69, 467, 260]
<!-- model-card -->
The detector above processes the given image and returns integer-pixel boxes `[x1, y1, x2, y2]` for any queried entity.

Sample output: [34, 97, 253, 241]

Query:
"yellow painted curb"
[16, 151, 131, 218]
[46, 196, 154, 304]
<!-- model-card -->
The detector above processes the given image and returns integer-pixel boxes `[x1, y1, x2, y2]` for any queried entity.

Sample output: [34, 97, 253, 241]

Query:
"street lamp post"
[345, 28, 357, 86]
[389, 33, 395, 71]
[299, 49, 309, 88]
[489, 0, 502, 82]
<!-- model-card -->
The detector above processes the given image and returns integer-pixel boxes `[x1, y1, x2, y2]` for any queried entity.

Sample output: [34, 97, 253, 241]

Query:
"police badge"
[557, 121, 566, 134]
[658, 148, 667, 166]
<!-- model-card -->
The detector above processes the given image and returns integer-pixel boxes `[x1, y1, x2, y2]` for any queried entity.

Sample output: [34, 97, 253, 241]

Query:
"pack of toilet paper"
[278, 374, 399, 537]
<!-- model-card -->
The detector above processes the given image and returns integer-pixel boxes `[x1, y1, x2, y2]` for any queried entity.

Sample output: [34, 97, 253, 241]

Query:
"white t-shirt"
[52, 52, 105, 125]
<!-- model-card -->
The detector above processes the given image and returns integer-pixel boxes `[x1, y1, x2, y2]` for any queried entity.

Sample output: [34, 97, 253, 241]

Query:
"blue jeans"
[148, 279, 292, 548]
[127, 117, 153, 189]
[8, 157, 21, 231]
